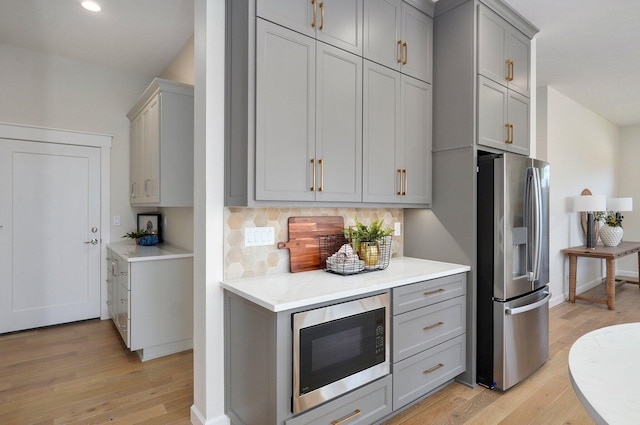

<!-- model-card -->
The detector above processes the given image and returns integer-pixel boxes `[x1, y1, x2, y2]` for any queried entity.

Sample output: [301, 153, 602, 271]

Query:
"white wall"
[0, 43, 154, 242]
[539, 86, 619, 306]
[616, 124, 640, 273]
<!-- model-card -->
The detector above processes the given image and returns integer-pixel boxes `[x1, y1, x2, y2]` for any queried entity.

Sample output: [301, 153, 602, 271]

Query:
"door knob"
[84, 238, 99, 245]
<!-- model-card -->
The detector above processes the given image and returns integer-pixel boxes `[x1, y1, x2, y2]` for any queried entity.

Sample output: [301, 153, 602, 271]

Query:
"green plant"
[122, 229, 149, 239]
[343, 218, 393, 243]
[595, 211, 623, 227]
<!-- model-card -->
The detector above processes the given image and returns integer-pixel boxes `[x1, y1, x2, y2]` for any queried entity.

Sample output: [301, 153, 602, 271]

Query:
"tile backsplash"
[224, 207, 403, 279]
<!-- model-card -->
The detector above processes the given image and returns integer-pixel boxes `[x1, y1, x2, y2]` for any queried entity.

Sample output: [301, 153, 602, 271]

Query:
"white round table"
[568, 323, 640, 424]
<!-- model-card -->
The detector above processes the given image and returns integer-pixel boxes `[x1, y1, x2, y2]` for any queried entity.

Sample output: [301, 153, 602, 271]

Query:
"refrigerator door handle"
[505, 291, 551, 315]
[526, 167, 543, 282]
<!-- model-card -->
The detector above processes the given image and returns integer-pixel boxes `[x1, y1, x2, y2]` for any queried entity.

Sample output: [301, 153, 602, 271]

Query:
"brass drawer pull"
[423, 321, 444, 332]
[331, 409, 362, 425]
[397, 40, 403, 63]
[423, 288, 445, 296]
[310, 158, 316, 191]
[423, 363, 444, 374]
[311, 0, 317, 28]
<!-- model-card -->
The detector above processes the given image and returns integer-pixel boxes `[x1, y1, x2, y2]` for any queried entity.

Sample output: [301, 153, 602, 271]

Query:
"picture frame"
[137, 212, 162, 243]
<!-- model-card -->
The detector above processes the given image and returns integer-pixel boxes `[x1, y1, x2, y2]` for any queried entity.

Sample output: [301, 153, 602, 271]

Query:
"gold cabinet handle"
[331, 409, 362, 425]
[311, 0, 317, 28]
[402, 169, 407, 195]
[397, 40, 403, 63]
[397, 169, 403, 195]
[403, 42, 408, 65]
[423, 321, 444, 332]
[318, 159, 324, 192]
[310, 158, 316, 191]
[424, 288, 445, 296]
[319, 2, 324, 30]
[505, 123, 514, 144]
[423, 363, 445, 375]
[506, 59, 514, 81]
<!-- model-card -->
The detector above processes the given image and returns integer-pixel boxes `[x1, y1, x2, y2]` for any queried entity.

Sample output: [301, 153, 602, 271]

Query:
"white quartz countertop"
[108, 241, 193, 262]
[220, 257, 470, 312]
[568, 322, 640, 425]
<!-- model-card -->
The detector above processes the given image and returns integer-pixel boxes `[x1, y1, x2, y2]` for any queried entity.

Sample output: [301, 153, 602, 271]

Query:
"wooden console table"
[562, 241, 640, 310]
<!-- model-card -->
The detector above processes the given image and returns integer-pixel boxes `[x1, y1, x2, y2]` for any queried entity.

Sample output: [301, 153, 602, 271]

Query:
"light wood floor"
[0, 320, 192, 425]
[1, 282, 638, 425]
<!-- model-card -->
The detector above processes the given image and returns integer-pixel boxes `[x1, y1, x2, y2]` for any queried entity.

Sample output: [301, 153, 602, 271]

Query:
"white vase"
[599, 225, 623, 247]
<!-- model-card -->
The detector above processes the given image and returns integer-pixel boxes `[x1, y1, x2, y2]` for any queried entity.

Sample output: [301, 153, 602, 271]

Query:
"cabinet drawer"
[392, 335, 465, 410]
[285, 375, 392, 425]
[393, 296, 465, 362]
[393, 273, 466, 314]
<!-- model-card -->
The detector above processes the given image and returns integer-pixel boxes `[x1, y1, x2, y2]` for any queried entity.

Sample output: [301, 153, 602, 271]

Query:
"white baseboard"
[190, 406, 230, 425]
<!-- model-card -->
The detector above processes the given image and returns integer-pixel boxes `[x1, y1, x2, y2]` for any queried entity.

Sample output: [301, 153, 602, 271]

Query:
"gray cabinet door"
[363, 0, 402, 72]
[363, 60, 400, 203]
[478, 75, 508, 151]
[478, 4, 530, 97]
[400, 75, 431, 204]
[316, 42, 363, 202]
[401, 3, 433, 83]
[256, 0, 315, 39]
[256, 19, 316, 201]
[508, 89, 530, 156]
[316, 0, 363, 55]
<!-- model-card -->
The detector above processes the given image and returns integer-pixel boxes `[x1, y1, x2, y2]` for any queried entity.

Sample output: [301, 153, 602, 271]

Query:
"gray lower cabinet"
[391, 273, 466, 410]
[285, 375, 392, 425]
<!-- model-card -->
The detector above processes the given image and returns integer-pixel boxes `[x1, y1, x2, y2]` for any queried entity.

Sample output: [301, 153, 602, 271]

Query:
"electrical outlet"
[245, 227, 275, 247]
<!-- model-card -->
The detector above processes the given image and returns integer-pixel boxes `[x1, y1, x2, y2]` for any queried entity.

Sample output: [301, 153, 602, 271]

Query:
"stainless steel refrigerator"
[477, 152, 551, 391]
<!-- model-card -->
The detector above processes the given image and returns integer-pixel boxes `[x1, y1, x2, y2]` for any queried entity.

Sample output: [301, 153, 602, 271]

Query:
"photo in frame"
[137, 213, 162, 243]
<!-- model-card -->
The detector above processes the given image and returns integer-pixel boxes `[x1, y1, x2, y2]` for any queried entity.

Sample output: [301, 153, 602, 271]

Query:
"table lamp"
[607, 197, 633, 222]
[573, 195, 606, 249]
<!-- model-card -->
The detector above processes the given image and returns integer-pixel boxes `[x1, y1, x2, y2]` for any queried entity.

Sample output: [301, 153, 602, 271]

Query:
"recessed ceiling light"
[81, 1, 101, 12]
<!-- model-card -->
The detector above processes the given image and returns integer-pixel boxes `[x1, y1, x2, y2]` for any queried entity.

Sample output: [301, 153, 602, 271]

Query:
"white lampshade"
[573, 195, 606, 212]
[607, 197, 633, 212]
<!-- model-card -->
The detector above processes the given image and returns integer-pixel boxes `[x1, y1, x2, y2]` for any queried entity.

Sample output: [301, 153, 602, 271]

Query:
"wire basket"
[319, 234, 392, 275]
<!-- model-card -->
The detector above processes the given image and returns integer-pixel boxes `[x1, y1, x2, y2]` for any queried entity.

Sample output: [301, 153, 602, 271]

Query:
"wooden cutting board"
[277, 216, 345, 273]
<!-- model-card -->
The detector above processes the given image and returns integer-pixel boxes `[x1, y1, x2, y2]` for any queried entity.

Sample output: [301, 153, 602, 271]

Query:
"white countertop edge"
[108, 241, 194, 261]
[220, 257, 470, 312]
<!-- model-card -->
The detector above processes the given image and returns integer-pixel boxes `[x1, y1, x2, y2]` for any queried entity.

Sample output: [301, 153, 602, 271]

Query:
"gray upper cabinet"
[478, 4, 530, 97]
[363, 60, 431, 204]
[364, 0, 433, 83]
[257, 0, 363, 55]
[478, 75, 529, 155]
[256, 19, 362, 202]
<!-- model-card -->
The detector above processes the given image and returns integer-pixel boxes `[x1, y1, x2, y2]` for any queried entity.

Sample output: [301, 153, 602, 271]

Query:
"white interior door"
[0, 139, 101, 334]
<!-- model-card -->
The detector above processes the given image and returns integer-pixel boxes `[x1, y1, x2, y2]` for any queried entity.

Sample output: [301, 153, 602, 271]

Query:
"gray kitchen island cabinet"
[363, 60, 432, 205]
[106, 243, 193, 361]
[127, 78, 194, 207]
[255, 19, 362, 203]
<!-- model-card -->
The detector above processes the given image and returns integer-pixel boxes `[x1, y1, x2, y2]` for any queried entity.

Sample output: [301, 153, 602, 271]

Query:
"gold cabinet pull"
[331, 409, 362, 425]
[310, 158, 316, 191]
[402, 168, 407, 195]
[423, 363, 445, 375]
[397, 169, 403, 195]
[397, 40, 403, 63]
[506, 59, 514, 81]
[403, 42, 408, 65]
[423, 321, 444, 332]
[311, 0, 317, 28]
[319, 2, 325, 30]
[505, 123, 514, 144]
[424, 288, 445, 296]
[318, 159, 324, 192]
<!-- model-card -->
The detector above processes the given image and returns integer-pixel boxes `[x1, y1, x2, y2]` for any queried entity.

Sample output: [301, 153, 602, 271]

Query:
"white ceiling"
[1, 0, 639, 126]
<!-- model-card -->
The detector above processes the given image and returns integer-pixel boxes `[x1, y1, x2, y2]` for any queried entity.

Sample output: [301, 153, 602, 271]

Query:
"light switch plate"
[245, 227, 275, 247]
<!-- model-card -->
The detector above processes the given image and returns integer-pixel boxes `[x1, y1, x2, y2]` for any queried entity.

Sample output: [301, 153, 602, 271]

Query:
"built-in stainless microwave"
[292, 292, 390, 414]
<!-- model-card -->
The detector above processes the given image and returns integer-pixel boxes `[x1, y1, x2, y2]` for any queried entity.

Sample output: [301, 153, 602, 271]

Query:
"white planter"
[599, 225, 623, 247]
